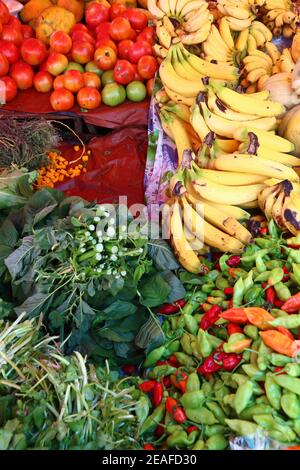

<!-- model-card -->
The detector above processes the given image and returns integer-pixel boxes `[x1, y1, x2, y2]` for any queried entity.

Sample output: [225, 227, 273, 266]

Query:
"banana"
[274, 10, 286, 27]
[223, 3, 252, 20]
[210, 24, 231, 53]
[264, 179, 300, 192]
[227, 15, 255, 32]
[246, 49, 273, 67]
[247, 68, 269, 83]
[147, 0, 165, 18]
[265, 8, 286, 22]
[170, 199, 204, 273]
[179, 20, 212, 45]
[175, 0, 193, 16]
[256, 145, 300, 167]
[214, 153, 299, 181]
[257, 74, 270, 90]
[159, 54, 204, 98]
[181, 0, 206, 17]
[181, 195, 245, 253]
[183, 6, 211, 33]
[158, 0, 171, 14]
[249, 29, 267, 47]
[190, 103, 210, 140]
[163, 15, 177, 36]
[156, 20, 172, 49]
[207, 87, 261, 121]
[250, 21, 273, 42]
[235, 28, 249, 52]
[168, 0, 178, 15]
[265, 41, 281, 64]
[163, 102, 191, 123]
[250, 91, 270, 100]
[272, 188, 286, 228]
[244, 59, 271, 73]
[258, 184, 281, 218]
[153, 44, 168, 59]
[196, 168, 266, 185]
[164, 85, 195, 106]
[203, 37, 232, 63]
[182, 46, 238, 80]
[234, 127, 295, 152]
[172, 47, 204, 81]
[214, 86, 285, 117]
[202, 200, 251, 219]
[160, 111, 175, 140]
[219, 17, 235, 49]
[175, 45, 205, 80]
[161, 110, 193, 165]
[279, 51, 295, 73]
[247, 33, 258, 52]
[282, 190, 300, 235]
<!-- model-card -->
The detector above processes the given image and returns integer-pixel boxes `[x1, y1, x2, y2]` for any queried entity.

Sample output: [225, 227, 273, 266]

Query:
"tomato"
[63, 69, 84, 92]
[85, 61, 103, 76]
[137, 26, 155, 45]
[66, 61, 84, 72]
[94, 46, 117, 71]
[21, 38, 47, 66]
[0, 40, 20, 64]
[71, 41, 94, 64]
[123, 9, 148, 30]
[46, 53, 68, 76]
[10, 61, 34, 90]
[83, 71, 101, 89]
[39, 61, 48, 71]
[71, 30, 95, 45]
[131, 63, 143, 81]
[0, 1, 10, 24]
[102, 82, 126, 106]
[21, 25, 34, 40]
[146, 77, 154, 97]
[0, 76, 17, 102]
[101, 69, 114, 86]
[71, 24, 89, 35]
[137, 55, 158, 79]
[0, 52, 8, 77]
[95, 22, 111, 40]
[85, 2, 110, 29]
[50, 31, 72, 54]
[50, 88, 74, 111]
[113, 59, 134, 85]
[1, 26, 23, 46]
[127, 28, 137, 41]
[109, 17, 133, 41]
[6, 16, 22, 31]
[53, 75, 65, 89]
[77, 86, 101, 109]
[126, 80, 146, 102]
[118, 39, 133, 60]
[95, 38, 117, 54]
[110, 3, 126, 20]
[127, 40, 152, 64]
[33, 71, 53, 93]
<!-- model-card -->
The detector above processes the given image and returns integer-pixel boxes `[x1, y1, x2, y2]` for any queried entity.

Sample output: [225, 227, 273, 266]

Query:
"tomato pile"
[0, 1, 158, 110]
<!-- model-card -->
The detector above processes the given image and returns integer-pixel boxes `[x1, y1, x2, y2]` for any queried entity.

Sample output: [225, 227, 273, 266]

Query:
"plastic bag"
[229, 432, 282, 450]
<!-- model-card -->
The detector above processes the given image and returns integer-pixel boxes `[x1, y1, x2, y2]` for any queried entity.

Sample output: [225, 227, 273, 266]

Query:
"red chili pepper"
[273, 298, 284, 308]
[221, 352, 242, 371]
[165, 397, 187, 423]
[143, 444, 155, 450]
[288, 245, 300, 249]
[259, 227, 268, 235]
[187, 425, 199, 433]
[155, 424, 165, 438]
[276, 326, 295, 341]
[198, 354, 223, 375]
[228, 298, 233, 309]
[122, 364, 135, 375]
[139, 380, 156, 393]
[219, 308, 248, 324]
[266, 286, 276, 304]
[215, 261, 221, 271]
[162, 376, 172, 388]
[226, 255, 241, 267]
[157, 299, 186, 315]
[200, 304, 223, 330]
[168, 355, 180, 367]
[228, 323, 243, 335]
[224, 287, 234, 296]
[170, 370, 188, 393]
[282, 292, 300, 313]
[152, 382, 164, 407]
[156, 360, 169, 366]
[283, 266, 290, 282]
[166, 397, 177, 415]
[274, 366, 286, 375]
[173, 407, 187, 424]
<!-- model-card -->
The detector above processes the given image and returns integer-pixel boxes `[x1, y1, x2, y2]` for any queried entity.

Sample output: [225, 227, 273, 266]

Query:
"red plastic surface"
[55, 126, 148, 206]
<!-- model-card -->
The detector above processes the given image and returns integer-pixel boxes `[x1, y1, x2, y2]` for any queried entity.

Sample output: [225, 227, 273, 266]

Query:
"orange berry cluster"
[37, 147, 91, 189]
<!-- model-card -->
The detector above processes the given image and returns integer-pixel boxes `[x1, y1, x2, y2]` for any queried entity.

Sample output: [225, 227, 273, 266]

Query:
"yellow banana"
[153, 44, 168, 59]
[181, 0, 206, 17]
[235, 28, 249, 51]
[196, 168, 266, 186]
[175, 0, 193, 16]
[227, 15, 254, 32]
[234, 127, 295, 152]
[179, 20, 212, 45]
[250, 21, 273, 42]
[256, 145, 300, 167]
[161, 110, 193, 165]
[159, 54, 204, 98]
[158, 0, 171, 14]
[156, 20, 172, 49]
[164, 85, 195, 106]
[249, 29, 266, 47]
[147, 0, 165, 18]
[247, 68, 269, 83]
[219, 16, 235, 49]
[163, 102, 191, 123]
[207, 87, 261, 121]
[182, 46, 238, 80]
[265, 41, 281, 63]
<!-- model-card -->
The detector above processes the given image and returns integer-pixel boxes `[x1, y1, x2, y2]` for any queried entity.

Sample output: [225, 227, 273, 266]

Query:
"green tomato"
[102, 83, 126, 107]
[66, 62, 84, 73]
[101, 70, 115, 86]
[85, 61, 103, 76]
[126, 81, 147, 102]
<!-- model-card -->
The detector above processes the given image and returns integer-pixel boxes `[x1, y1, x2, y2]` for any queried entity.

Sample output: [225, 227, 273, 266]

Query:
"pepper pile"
[136, 221, 300, 450]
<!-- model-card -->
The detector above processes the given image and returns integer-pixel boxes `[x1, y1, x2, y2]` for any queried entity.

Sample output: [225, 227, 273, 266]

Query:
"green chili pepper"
[165, 340, 181, 355]
[274, 282, 292, 302]
[215, 384, 230, 403]
[148, 365, 177, 379]
[285, 363, 300, 377]
[207, 296, 224, 305]
[223, 394, 236, 406]
[135, 394, 151, 424]
[253, 415, 296, 442]
[254, 271, 272, 282]
[197, 329, 213, 358]
[207, 270, 220, 281]
[265, 373, 281, 410]
[228, 333, 246, 344]
[292, 264, 300, 286]
[256, 254, 267, 273]
[174, 352, 196, 368]
[270, 353, 293, 366]
[206, 434, 228, 450]
[185, 407, 218, 425]
[184, 314, 198, 336]
[211, 289, 225, 299]
[243, 270, 254, 292]
[232, 277, 245, 307]
[225, 419, 260, 436]
[202, 283, 215, 293]
[270, 308, 288, 318]
[268, 219, 280, 238]
[144, 346, 166, 367]
[294, 419, 300, 437]
[180, 391, 205, 410]
[243, 349, 251, 362]
[242, 364, 266, 381]
[243, 286, 265, 306]
[206, 402, 227, 425]
[186, 372, 201, 392]
[166, 424, 183, 435]
[180, 332, 194, 356]
[269, 314, 300, 329]
[287, 248, 300, 264]
[216, 275, 230, 290]
[219, 254, 230, 272]
[241, 249, 269, 264]
[182, 292, 207, 316]
[170, 317, 178, 331]
[265, 259, 284, 270]
[140, 403, 165, 435]
[268, 268, 284, 286]
[254, 238, 274, 249]
[233, 380, 254, 414]
[166, 431, 188, 449]
[162, 321, 171, 335]
[281, 392, 300, 419]
[244, 325, 259, 340]
[204, 424, 227, 438]
[206, 331, 223, 349]
[250, 338, 260, 366]
[240, 404, 274, 420]
[273, 375, 300, 396]
[201, 382, 213, 394]
[257, 340, 271, 371]
[231, 373, 247, 386]
[192, 439, 205, 450]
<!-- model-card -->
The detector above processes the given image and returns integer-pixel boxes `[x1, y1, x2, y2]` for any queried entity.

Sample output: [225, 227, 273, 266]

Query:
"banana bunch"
[279, 47, 295, 73]
[216, 0, 257, 31]
[242, 41, 281, 91]
[258, 180, 300, 235]
[261, 0, 296, 36]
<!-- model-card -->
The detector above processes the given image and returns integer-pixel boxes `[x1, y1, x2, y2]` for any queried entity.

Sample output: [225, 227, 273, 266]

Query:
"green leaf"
[34, 227, 57, 251]
[179, 270, 204, 285]
[161, 270, 186, 303]
[48, 310, 65, 328]
[101, 300, 137, 320]
[4, 236, 39, 280]
[14, 292, 53, 318]
[0, 219, 18, 248]
[33, 204, 57, 226]
[97, 328, 134, 342]
[70, 216, 82, 227]
[139, 273, 170, 307]
[135, 314, 165, 352]
[147, 239, 179, 271]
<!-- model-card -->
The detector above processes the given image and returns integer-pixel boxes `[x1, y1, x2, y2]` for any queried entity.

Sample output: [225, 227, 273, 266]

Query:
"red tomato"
[110, 3, 126, 20]
[6, 16, 22, 31]
[71, 30, 95, 46]
[0, 40, 20, 64]
[50, 31, 72, 54]
[77, 86, 101, 109]
[127, 40, 152, 64]
[146, 77, 154, 96]
[132, 63, 143, 81]
[9, 61, 34, 90]
[113, 59, 134, 85]
[96, 38, 117, 54]
[0, 51, 8, 77]
[71, 41, 94, 64]
[39, 61, 48, 71]
[137, 26, 155, 45]
[118, 39, 133, 60]
[94, 46, 117, 71]
[63, 69, 84, 92]
[46, 53, 68, 76]
[0, 76, 17, 102]
[0, 23, 2, 36]
[50, 88, 74, 111]
[95, 22, 111, 39]
[123, 9, 148, 30]
[33, 71, 53, 93]
[53, 75, 65, 90]
[1, 26, 23, 46]
[21, 38, 47, 66]
[71, 24, 89, 35]
[83, 71, 101, 89]
[137, 55, 158, 79]
[127, 28, 137, 41]
[85, 2, 110, 29]
[21, 25, 35, 40]
[0, 1, 10, 24]
[109, 17, 133, 41]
